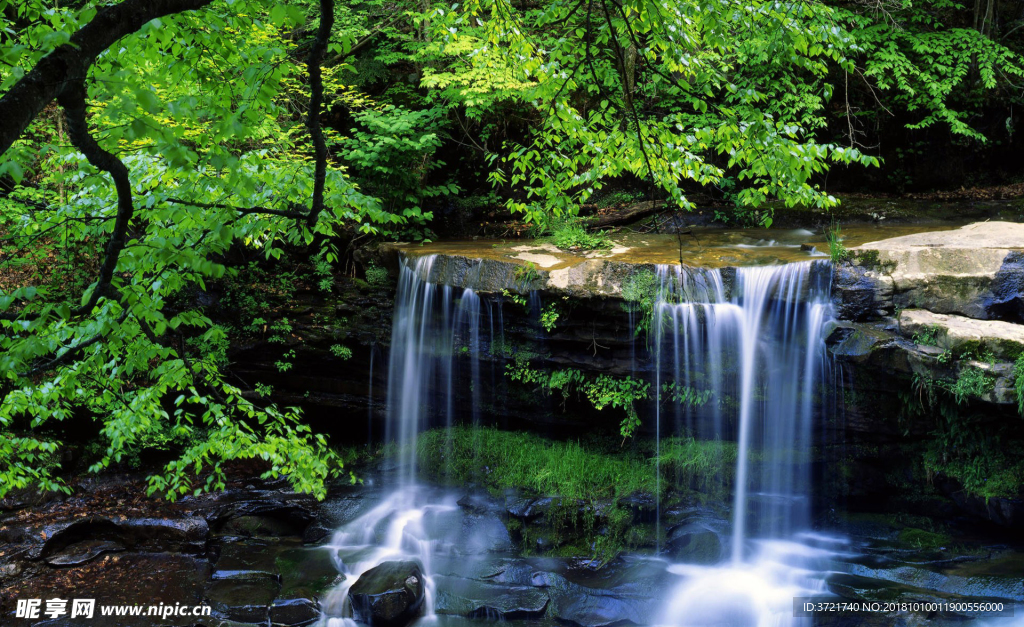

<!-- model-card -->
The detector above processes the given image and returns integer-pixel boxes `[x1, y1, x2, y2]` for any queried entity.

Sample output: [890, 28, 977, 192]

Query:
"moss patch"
[898, 528, 951, 550]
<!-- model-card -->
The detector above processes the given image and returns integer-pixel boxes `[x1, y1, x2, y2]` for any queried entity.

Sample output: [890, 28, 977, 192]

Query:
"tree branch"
[57, 80, 135, 317]
[305, 0, 335, 228]
[166, 198, 308, 219]
[0, 0, 215, 157]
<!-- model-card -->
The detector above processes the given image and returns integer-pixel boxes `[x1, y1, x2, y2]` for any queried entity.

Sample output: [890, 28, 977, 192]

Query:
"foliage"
[903, 372, 1022, 499]
[660, 382, 714, 407]
[913, 325, 944, 348]
[0, 0, 376, 499]
[430, 0, 881, 224]
[621, 268, 659, 336]
[540, 303, 560, 332]
[364, 264, 390, 286]
[835, 0, 1024, 142]
[825, 221, 849, 264]
[330, 344, 353, 360]
[505, 361, 650, 440]
[549, 218, 612, 251]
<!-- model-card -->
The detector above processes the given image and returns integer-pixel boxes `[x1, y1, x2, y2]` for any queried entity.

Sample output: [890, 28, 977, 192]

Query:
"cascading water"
[320, 255, 487, 627]
[654, 260, 841, 626]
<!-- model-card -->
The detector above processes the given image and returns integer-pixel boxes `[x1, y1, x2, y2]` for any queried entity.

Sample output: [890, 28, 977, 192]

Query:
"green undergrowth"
[903, 374, 1024, 499]
[547, 217, 612, 251]
[418, 426, 655, 499]
[416, 426, 737, 561]
[417, 426, 738, 501]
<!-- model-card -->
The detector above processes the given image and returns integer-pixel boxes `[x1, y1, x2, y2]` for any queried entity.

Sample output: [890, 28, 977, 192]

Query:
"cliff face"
[226, 223, 1024, 530]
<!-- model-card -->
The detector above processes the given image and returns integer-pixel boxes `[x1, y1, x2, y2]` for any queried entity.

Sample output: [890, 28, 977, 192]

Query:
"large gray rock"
[665, 522, 723, 564]
[897, 309, 1024, 360]
[433, 574, 549, 618]
[840, 222, 1024, 321]
[19, 515, 209, 560]
[348, 561, 425, 627]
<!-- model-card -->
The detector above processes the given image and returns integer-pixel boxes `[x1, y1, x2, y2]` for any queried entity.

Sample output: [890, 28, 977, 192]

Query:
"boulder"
[897, 309, 1024, 360]
[348, 561, 425, 627]
[204, 577, 280, 623]
[840, 222, 1024, 322]
[270, 598, 321, 626]
[665, 522, 723, 564]
[433, 574, 549, 619]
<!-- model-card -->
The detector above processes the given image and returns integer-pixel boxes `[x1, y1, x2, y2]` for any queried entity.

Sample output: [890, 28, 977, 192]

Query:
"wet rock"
[45, 539, 125, 566]
[304, 492, 379, 543]
[458, 513, 514, 554]
[222, 514, 305, 538]
[506, 497, 553, 520]
[457, 491, 506, 515]
[195, 488, 318, 537]
[617, 492, 657, 523]
[934, 475, 1024, 530]
[433, 574, 549, 618]
[831, 264, 890, 321]
[270, 598, 321, 626]
[277, 546, 345, 598]
[665, 522, 722, 564]
[25, 515, 208, 560]
[205, 577, 281, 623]
[544, 571, 661, 627]
[348, 560, 425, 627]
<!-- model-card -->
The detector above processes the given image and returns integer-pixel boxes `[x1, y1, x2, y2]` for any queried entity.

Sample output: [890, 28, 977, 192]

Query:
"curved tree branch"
[57, 80, 135, 317]
[305, 0, 335, 227]
[0, 0, 214, 157]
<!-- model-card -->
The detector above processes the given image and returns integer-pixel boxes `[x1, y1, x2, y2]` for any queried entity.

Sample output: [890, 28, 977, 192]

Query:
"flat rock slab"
[837, 222, 1024, 321]
[858, 221, 1024, 250]
[898, 309, 1024, 359]
[433, 574, 549, 619]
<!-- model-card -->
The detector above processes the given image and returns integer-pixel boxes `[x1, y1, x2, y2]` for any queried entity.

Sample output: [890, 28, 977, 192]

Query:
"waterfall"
[320, 255, 481, 626]
[655, 260, 838, 626]
[386, 255, 482, 487]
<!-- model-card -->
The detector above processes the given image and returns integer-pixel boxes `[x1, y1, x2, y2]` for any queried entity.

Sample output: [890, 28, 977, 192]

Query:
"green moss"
[898, 528, 951, 550]
[853, 248, 898, 273]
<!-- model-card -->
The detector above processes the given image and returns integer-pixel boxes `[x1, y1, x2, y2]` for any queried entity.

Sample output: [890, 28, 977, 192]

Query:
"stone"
[665, 522, 722, 564]
[204, 578, 280, 623]
[433, 574, 549, 618]
[845, 222, 1024, 321]
[506, 497, 553, 520]
[26, 515, 208, 560]
[277, 546, 345, 598]
[543, 571, 662, 627]
[348, 561, 425, 627]
[45, 539, 125, 566]
[617, 491, 657, 523]
[270, 598, 321, 626]
[897, 309, 1024, 360]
